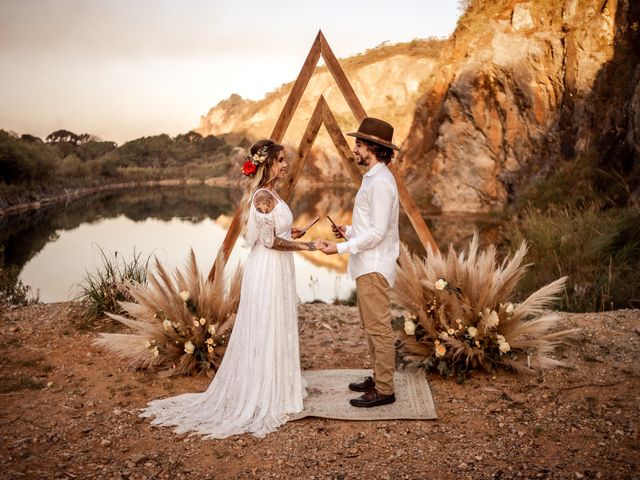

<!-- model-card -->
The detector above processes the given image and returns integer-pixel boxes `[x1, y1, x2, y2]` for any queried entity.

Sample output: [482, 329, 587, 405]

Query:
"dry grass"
[392, 235, 580, 375]
[93, 250, 242, 377]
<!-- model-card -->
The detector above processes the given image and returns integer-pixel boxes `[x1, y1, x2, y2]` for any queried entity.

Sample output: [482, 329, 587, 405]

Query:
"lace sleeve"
[245, 189, 315, 251]
[244, 189, 277, 248]
[254, 211, 276, 248]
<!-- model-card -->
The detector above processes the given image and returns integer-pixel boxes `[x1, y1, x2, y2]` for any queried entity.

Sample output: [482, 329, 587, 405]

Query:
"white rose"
[434, 279, 448, 291]
[208, 324, 216, 336]
[496, 334, 506, 343]
[499, 341, 511, 354]
[199, 317, 206, 326]
[152, 346, 160, 357]
[206, 338, 214, 345]
[184, 341, 195, 355]
[162, 319, 172, 331]
[486, 310, 500, 329]
[179, 290, 190, 302]
[207, 345, 214, 353]
[447, 328, 455, 335]
[506, 303, 515, 314]
[438, 331, 449, 340]
[467, 326, 478, 338]
[404, 320, 416, 336]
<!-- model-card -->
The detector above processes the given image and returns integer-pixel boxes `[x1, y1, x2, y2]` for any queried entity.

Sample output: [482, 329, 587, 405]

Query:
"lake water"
[0, 185, 502, 303]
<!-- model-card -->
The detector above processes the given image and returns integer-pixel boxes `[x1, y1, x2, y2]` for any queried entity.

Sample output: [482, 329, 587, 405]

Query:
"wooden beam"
[319, 31, 367, 123]
[270, 32, 322, 142]
[208, 31, 440, 282]
[389, 164, 439, 254]
[209, 32, 323, 281]
[320, 97, 362, 187]
[208, 204, 242, 281]
[280, 98, 324, 202]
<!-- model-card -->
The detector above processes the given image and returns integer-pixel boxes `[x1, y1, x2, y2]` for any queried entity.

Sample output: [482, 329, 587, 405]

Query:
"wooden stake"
[208, 31, 440, 281]
[319, 32, 367, 123]
[271, 32, 321, 142]
[320, 97, 362, 186]
[389, 164, 439, 253]
[280, 98, 324, 202]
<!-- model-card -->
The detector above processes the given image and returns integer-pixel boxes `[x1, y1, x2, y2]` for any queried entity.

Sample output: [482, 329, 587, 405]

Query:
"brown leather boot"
[348, 376, 375, 392]
[349, 389, 396, 408]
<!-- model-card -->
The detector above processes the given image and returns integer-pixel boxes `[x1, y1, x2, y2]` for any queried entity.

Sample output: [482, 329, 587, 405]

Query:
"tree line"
[0, 129, 238, 188]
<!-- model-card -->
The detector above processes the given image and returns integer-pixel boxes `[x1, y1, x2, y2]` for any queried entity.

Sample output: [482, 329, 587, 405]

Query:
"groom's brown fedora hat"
[347, 117, 400, 151]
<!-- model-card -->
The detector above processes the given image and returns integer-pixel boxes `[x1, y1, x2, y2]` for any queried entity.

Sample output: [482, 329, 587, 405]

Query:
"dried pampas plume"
[393, 234, 580, 375]
[93, 250, 242, 377]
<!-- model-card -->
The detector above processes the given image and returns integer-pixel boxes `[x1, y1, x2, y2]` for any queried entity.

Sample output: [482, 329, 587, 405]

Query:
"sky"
[0, 0, 461, 144]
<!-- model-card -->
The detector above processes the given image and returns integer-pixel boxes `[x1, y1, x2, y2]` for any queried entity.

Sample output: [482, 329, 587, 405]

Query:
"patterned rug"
[290, 369, 437, 421]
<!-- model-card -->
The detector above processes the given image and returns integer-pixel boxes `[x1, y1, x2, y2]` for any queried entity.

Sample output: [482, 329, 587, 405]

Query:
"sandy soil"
[0, 302, 638, 479]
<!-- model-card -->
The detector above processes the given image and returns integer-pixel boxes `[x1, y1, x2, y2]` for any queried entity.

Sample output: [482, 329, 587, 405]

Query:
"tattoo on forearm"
[272, 237, 315, 251]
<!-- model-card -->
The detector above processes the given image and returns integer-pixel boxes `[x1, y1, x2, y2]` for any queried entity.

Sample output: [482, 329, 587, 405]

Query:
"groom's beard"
[355, 155, 369, 167]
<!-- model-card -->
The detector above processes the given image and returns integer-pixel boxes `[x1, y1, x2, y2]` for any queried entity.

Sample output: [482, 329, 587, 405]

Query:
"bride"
[141, 139, 320, 438]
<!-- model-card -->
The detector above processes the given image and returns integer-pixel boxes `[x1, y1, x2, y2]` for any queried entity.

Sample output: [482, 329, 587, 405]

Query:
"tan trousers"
[356, 272, 395, 395]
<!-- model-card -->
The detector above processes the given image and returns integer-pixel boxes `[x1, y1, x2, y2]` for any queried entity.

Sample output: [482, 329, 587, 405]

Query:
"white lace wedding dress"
[140, 189, 306, 439]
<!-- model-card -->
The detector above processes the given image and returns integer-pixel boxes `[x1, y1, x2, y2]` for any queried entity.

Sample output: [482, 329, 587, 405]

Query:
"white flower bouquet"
[392, 235, 580, 377]
[93, 250, 242, 377]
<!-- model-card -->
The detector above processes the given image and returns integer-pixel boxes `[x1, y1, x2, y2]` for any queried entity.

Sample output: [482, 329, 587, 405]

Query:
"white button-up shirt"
[337, 162, 400, 286]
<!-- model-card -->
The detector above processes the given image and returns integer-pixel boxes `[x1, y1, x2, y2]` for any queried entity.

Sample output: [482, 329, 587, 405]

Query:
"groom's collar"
[364, 161, 386, 177]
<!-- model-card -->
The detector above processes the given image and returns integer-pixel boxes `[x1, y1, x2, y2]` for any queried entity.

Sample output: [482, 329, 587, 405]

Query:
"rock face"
[196, 42, 443, 181]
[198, 1, 639, 212]
[398, 0, 640, 212]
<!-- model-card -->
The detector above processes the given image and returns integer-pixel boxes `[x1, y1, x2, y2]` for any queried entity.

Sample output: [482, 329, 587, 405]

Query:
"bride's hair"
[246, 139, 284, 200]
[240, 139, 285, 230]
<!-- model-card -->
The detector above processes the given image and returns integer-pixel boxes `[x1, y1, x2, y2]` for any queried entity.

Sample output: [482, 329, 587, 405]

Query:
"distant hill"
[197, 1, 639, 213]
[195, 38, 445, 183]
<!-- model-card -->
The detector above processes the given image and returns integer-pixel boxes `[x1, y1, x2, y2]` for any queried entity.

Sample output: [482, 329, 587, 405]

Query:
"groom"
[320, 117, 400, 408]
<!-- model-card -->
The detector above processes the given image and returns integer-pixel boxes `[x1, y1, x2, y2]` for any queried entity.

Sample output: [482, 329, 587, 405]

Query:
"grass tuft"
[77, 246, 150, 324]
[503, 204, 640, 311]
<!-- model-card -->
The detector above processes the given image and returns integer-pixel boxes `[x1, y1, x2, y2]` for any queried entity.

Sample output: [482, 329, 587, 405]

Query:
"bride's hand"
[311, 240, 326, 251]
[291, 227, 305, 239]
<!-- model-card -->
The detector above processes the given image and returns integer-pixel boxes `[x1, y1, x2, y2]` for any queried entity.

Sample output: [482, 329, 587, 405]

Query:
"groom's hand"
[320, 241, 338, 255]
[312, 240, 326, 250]
[331, 224, 346, 239]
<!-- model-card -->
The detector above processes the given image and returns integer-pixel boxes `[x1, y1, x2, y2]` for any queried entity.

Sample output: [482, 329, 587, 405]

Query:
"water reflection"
[1, 185, 503, 304]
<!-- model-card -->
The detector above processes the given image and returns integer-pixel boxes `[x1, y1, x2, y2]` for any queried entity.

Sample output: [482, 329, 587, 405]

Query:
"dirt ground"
[0, 302, 638, 479]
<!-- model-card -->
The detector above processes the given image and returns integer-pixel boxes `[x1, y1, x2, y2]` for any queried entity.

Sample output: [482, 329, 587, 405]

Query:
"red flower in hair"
[242, 160, 257, 177]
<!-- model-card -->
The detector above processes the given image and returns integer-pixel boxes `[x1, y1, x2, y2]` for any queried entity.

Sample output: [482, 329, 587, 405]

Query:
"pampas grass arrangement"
[93, 250, 242, 377]
[393, 235, 580, 376]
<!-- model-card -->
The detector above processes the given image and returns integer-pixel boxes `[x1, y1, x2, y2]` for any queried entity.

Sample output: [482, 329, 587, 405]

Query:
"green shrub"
[78, 247, 150, 324]
[0, 245, 38, 306]
[0, 130, 56, 184]
[58, 154, 87, 178]
[504, 204, 640, 311]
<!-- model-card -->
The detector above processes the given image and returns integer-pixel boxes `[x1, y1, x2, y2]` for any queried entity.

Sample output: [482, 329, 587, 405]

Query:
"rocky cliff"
[196, 41, 443, 181]
[198, 0, 639, 212]
[398, 0, 640, 212]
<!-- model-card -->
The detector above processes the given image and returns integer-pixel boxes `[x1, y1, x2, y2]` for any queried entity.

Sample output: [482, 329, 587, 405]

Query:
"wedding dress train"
[140, 189, 306, 439]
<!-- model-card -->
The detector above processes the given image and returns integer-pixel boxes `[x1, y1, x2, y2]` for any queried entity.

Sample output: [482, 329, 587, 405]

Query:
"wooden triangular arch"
[209, 30, 437, 281]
